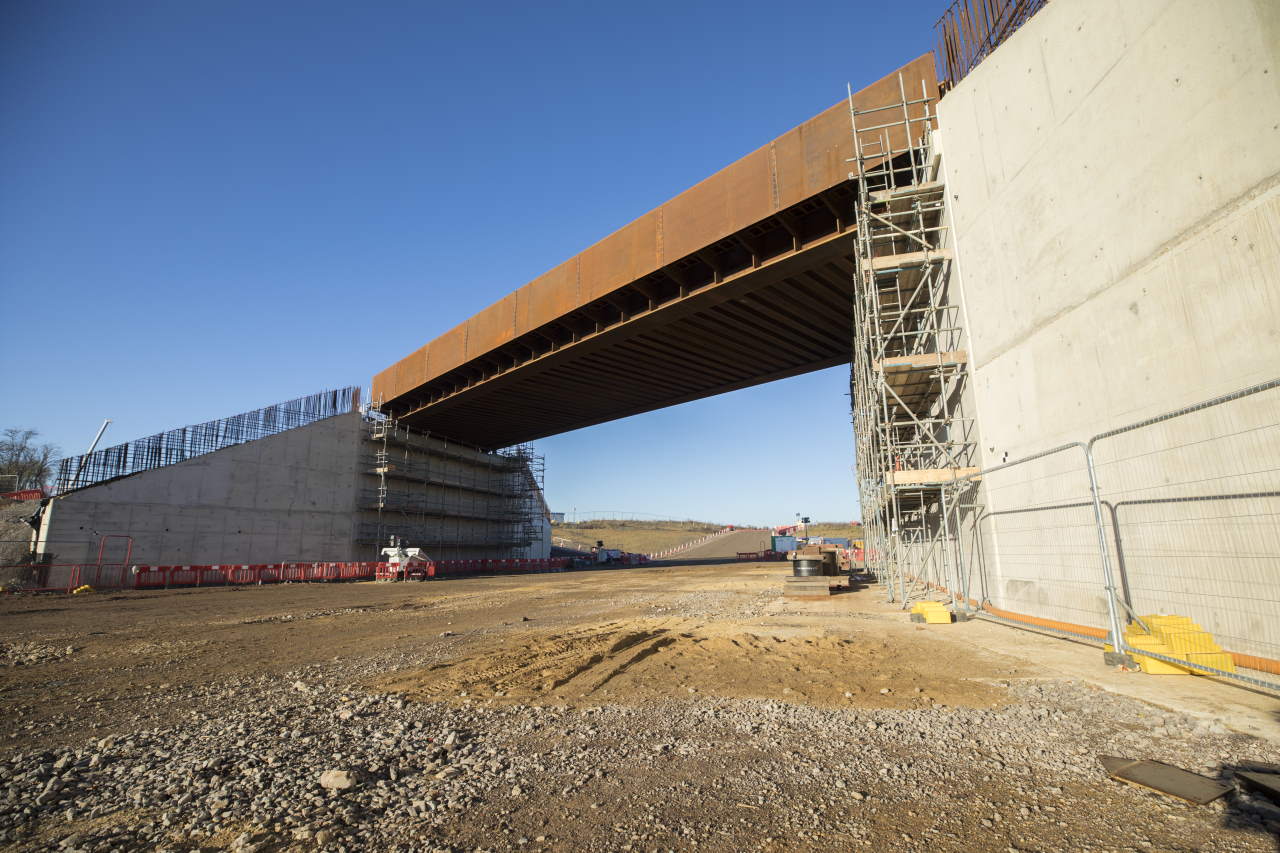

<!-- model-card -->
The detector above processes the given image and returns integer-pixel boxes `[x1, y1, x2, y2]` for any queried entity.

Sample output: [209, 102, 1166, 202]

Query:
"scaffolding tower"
[364, 416, 544, 558]
[847, 76, 980, 606]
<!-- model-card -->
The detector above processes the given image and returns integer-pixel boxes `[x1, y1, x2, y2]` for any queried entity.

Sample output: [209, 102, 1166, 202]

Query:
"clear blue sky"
[1, 0, 942, 526]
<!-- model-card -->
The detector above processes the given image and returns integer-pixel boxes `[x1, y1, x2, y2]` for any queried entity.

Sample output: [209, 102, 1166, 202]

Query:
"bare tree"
[0, 428, 59, 492]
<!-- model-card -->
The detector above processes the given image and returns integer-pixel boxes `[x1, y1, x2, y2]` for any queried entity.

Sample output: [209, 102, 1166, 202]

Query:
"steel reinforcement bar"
[54, 387, 361, 494]
[935, 0, 1048, 87]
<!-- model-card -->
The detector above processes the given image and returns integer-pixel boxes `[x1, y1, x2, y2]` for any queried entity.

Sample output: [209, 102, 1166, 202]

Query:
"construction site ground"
[2, 530, 1278, 851]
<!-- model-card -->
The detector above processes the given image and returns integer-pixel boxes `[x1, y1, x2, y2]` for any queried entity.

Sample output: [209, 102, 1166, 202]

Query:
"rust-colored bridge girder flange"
[374, 53, 939, 449]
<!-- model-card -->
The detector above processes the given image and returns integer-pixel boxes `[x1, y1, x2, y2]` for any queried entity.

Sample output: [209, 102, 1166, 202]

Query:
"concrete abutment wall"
[35, 412, 552, 582]
[938, 0, 1280, 659]
[38, 413, 366, 571]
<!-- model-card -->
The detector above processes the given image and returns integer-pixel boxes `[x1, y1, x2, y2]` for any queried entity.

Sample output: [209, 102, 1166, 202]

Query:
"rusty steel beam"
[403, 226, 852, 406]
[372, 54, 939, 447]
[383, 230, 865, 447]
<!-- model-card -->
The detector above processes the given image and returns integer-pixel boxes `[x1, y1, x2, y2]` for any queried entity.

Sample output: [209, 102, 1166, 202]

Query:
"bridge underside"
[393, 213, 859, 449]
[384, 211, 855, 445]
[375, 54, 938, 450]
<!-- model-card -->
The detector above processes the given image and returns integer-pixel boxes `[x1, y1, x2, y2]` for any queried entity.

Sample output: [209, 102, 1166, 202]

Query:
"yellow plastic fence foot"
[1114, 615, 1237, 675]
[910, 601, 953, 624]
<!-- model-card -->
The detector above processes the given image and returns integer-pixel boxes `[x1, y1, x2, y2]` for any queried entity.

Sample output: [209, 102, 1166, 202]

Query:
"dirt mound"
[377, 618, 1007, 709]
[0, 499, 40, 578]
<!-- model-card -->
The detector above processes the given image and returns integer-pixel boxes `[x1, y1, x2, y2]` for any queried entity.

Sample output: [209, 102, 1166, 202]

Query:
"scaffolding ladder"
[371, 417, 392, 555]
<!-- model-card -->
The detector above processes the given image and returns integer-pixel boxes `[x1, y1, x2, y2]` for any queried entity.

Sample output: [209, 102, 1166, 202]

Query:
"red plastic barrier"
[1, 489, 44, 501]
[166, 566, 200, 586]
[197, 566, 225, 585]
[6, 554, 597, 596]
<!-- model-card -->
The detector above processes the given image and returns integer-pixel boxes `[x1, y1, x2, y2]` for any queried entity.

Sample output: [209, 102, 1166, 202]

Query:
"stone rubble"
[1, 584, 1277, 850]
[1, 641, 75, 667]
[1, 653, 1278, 851]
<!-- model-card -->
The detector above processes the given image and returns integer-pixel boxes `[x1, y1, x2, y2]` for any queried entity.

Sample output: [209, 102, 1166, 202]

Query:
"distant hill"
[803, 521, 865, 542]
[550, 518, 862, 555]
[551, 519, 722, 555]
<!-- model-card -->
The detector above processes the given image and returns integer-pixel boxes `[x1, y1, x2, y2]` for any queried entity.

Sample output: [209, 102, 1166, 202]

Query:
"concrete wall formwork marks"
[39, 413, 366, 571]
[35, 412, 554, 579]
[937, 0, 1280, 654]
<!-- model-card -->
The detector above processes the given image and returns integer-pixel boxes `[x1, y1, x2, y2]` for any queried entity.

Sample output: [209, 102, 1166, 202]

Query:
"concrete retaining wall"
[38, 413, 366, 574]
[938, 0, 1280, 656]
[35, 412, 554, 583]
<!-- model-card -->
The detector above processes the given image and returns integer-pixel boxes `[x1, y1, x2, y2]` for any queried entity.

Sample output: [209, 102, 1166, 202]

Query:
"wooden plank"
[889, 468, 980, 485]
[869, 181, 944, 203]
[1099, 756, 1231, 805]
[876, 350, 968, 373]
[870, 248, 952, 271]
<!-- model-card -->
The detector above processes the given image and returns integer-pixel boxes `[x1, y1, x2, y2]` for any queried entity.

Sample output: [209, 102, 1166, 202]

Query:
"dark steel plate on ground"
[1235, 770, 1280, 804]
[1099, 756, 1231, 805]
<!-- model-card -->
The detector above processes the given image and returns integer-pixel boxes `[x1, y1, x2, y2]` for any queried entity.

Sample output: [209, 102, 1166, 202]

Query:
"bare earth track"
[1, 560, 1278, 851]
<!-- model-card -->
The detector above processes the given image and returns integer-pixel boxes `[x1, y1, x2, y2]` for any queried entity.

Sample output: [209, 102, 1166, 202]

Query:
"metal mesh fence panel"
[1090, 379, 1280, 673]
[863, 376, 1280, 691]
[963, 444, 1112, 638]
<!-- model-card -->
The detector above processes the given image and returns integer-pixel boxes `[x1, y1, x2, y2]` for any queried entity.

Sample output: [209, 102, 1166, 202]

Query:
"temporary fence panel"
[940, 378, 1280, 693]
[1089, 379, 1280, 675]
[647, 528, 735, 559]
[962, 444, 1114, 640]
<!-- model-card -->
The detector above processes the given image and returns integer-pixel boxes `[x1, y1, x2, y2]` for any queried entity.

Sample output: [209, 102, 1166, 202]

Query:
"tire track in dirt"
[376, 617, 1013, 709]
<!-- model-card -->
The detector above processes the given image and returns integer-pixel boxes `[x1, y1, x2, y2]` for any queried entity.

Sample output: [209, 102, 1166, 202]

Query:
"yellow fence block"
[1152, 621, 1202, 634]
[1137, 654, 1194, 675]
[1125, 637, 1191, 674]
[1144, 614, 1194, 628]
[1118, 615, 1237, 676]
[1152, 620, 1202, 633]
[1183, 651, 1236, 674]
[1163, 631, 1224, 655]
[910, 601, 953, 624]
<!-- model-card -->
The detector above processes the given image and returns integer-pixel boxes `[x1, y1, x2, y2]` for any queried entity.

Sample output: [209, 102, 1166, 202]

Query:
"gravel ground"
[1, 565, 1278, 851]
